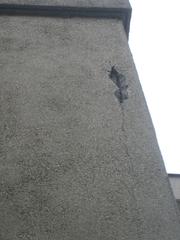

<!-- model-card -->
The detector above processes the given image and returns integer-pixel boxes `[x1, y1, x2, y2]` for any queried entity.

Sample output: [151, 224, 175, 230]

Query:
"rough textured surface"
[0, 0, 131, 8]
[0, 15, 180, 239]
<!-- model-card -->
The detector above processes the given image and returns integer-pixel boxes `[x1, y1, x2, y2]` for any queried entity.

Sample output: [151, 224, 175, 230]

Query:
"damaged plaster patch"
[108, 65, 128, 103]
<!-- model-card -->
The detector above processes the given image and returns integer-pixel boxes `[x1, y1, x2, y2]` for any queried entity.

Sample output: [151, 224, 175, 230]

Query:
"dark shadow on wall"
[177, 200, 180, 212]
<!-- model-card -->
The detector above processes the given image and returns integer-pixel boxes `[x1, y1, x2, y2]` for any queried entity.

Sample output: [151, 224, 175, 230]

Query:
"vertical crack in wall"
[120, 103, 144, 239]
[109, 66, 143, 239]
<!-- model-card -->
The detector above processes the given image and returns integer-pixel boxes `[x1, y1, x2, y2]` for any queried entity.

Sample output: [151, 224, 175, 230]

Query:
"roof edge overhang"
[0, 3, 132, 38]
[168, 174, 180, 178]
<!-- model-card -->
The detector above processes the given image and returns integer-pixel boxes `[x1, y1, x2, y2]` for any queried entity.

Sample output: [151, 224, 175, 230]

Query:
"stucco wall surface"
[0, 16, 180, 239]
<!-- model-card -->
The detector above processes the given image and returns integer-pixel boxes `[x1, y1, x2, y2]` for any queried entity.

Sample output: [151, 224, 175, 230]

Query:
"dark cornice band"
[0, 3, 131, 38]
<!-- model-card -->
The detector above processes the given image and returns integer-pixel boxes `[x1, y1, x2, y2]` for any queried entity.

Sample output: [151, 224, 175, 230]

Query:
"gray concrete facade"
[0, 1, 180, 239]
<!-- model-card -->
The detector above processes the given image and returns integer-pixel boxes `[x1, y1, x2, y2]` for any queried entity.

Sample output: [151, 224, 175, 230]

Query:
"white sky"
[129, 0, 180, 173]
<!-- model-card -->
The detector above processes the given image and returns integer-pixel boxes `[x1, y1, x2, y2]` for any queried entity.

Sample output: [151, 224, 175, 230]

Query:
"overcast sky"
[129, 0, 180, 173]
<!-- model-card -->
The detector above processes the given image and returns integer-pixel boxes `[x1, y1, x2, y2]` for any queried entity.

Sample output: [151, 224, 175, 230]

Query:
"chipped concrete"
[0, 6, 180, 240]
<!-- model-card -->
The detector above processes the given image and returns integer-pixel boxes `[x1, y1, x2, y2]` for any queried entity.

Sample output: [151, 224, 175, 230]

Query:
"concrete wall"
[0, 6, 180, 240]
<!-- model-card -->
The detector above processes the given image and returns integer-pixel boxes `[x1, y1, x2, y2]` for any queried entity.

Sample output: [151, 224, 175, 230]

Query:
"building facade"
[0, 1, 180, 239]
